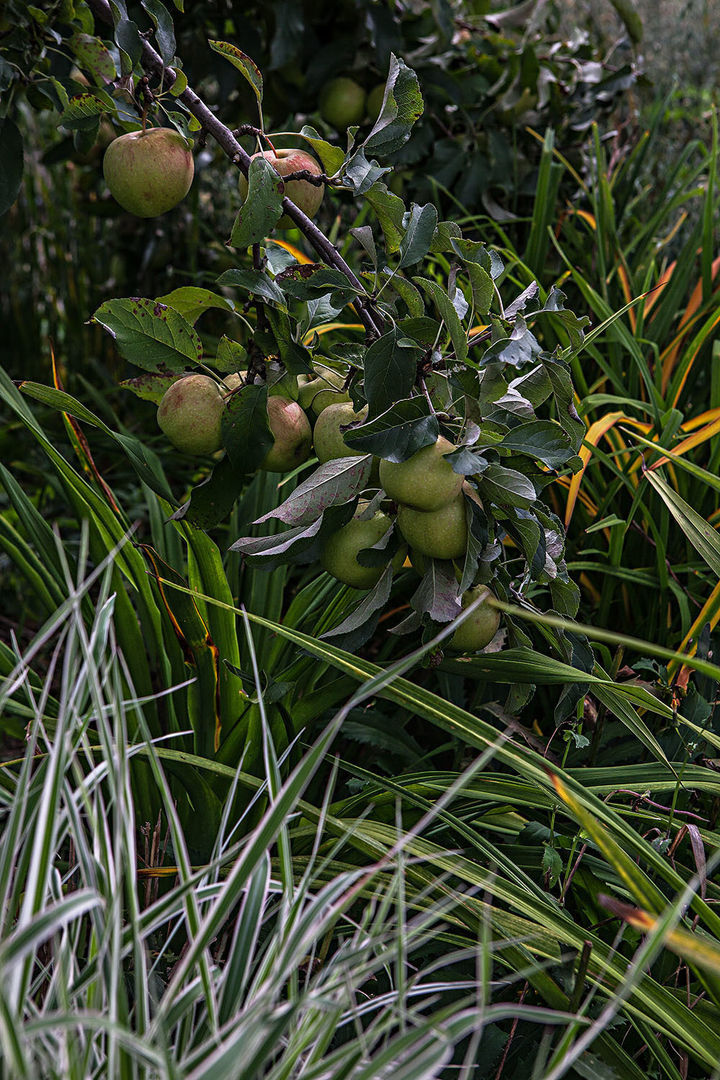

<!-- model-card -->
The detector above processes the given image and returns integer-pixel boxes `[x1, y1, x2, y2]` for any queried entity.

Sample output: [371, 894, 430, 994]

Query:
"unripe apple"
[321, 505, 405, 589]
[379, 436, 463, 511]
[103, 128, 194, 217]
[297, 365, 350, 416]
[157, 374, 225, 455]
[449, 587, 501, 653]
[313, 401, 368, 462]
[396, 496, 467, 561]
[319, 77, 367, 130]
[260, 396, 313, 472]
[238, 148, 324, 229]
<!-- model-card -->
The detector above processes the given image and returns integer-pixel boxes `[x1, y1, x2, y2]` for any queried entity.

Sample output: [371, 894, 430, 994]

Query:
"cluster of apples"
[156, 367, 500, 651]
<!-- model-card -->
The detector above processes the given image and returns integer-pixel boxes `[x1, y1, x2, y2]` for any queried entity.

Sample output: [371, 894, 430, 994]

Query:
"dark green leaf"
[255, 456, 372, 527]
[298, 125, 345, 175]
[156, 286, 235, 324]
[172, 456, 246, 529]
[230, 156, 284, 248]
[364, 328, 421, 418]
[92, 298, 203, 372]
[141, 0, 176, 64]
[415, 276, 468, 363]
[68, 32, 116, 83]
[479, 464, 537, 508]
[344, 397, 438, 460]
[363, 54, 424, 158]
[220, 384, 273, 473]
[499, 420, 573, 469]
[398, 203, 438, 268]
[216, 268, 286, 307]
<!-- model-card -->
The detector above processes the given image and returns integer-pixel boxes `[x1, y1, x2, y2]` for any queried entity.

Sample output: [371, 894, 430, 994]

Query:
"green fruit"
[261, 396, 312, 472]
[449, 587, 501, 653]
[396, 496, 467, 561]
[319, 77, 367, 130]
[321, 506, 404, 589]
[103, 128, 194, 217]
[238, 148, 324, 229]
[313, 401, 367, 462]
[297, 365, 350, 415]
[366, 83, 386, 123]
[157, 374, 225, 455]
[379, 437, 463, 511]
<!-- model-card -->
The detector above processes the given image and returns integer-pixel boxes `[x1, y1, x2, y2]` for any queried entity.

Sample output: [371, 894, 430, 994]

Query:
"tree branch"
[85, 0, 385, 341]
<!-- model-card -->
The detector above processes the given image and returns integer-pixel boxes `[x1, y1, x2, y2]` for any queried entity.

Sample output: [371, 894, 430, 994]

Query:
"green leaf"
[68, 32, 117, 83]
[92, 298, 203, 373]
[216, 268, 286, 307]
[141, 0, 176, 65]
[398, 203, 438, 268]
[363, 54, 424, 158]
[344, 397, 438, 461]
[155, 286, 235, 325]
[0, 118, 23, 217]
[220, 384, 273, 474]
[230, 156, 284, 248]
[363, 329, 421, 418]
[499, 420, 574, 469]
[298, 125, 345, 176]
[118, 371, 183, 403]
[255, 456, 372, 527]
[208, 40, 263, 102]
[644, 469, 720, 578]
[364, 182, 406, 253]
[479, 464, 537, 508]
[171, 455, 244, 529]
[415, 277, 468, 364]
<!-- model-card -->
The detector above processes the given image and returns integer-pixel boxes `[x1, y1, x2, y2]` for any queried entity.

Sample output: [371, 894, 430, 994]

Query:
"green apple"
[319, 77, 367, 130]
[321, 505, 405, 589]
[396, 496, 467, 560]
[260, 396, 313, 472]
[449, 587, 501, 652]
[297, 365, 350, 415]
[238, 148, 324, 229]
[379, 436, 463, 511]
[157, 374, 225, 455]
[312, 401, 368, 462]
[103, 128, 194, 217]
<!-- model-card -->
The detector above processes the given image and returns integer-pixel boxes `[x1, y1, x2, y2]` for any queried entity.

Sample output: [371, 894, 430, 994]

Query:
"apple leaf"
[172, 456, 246, 529]
[398, 203, 438, 269]
[322, 564, 394, 643]
[119, 371, 183, 403]
[298, 125, 345, 176]
[216, 268, 286, 307]
[344, 397, 438, 461]
[498, 419, 574, 470]
[275, 264, 361, 306]
[479, 464, 537, 509]
[215, 336, 248, 374]
[230, 156, 284, 248]
[141, 0, 176, 66]
[363, 328, 421, 419]
[230, 502, 357, 569]
[0, 117, 23, 217]
[68, 33, 117, 83]
[221, 384, 273, 473]
[92, 298, 203, 373]
[412, 559, 462, 624]
[415, 277, 469, 364]
[502, 508, 547, 578]
[155, 286, 235, 325]
[255, 456, 372, 527]
[363, 54, 424, 158]
[208, 41, 263, 102]
[363, 182, 406, 253]
[542, 356, 585, 448]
